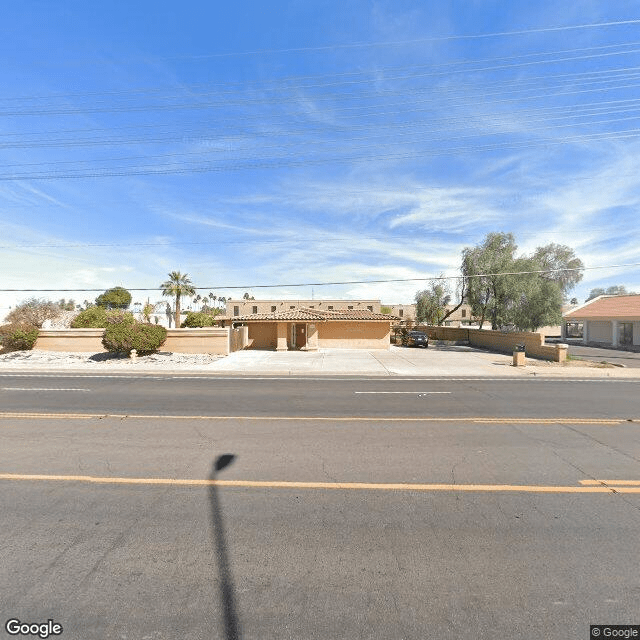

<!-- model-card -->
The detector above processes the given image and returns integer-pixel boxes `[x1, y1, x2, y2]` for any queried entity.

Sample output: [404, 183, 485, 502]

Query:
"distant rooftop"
[564, 294, 640, 319]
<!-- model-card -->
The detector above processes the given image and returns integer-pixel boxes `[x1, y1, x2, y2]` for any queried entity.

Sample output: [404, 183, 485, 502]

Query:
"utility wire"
[1, 262, 640, 293]
[2, 127, 640, 180]
[5, 49, 640, 118]
[5, 40, 640, 103]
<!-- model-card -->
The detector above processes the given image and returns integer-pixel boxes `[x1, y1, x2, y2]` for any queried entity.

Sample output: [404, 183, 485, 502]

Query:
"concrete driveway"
[210, 344, 640, 377]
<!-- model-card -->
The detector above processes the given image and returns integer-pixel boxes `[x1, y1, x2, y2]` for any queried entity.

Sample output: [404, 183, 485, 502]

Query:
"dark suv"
[404, 330, 429, 348]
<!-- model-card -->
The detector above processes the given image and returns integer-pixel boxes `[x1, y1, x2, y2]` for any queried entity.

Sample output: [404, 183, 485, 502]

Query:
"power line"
[1, 262, 640, 293]
[6, 48, 640, 118]
[5, 40, 640, 104]
[11, 19, 640, 69]
[2, 126, 640, 181]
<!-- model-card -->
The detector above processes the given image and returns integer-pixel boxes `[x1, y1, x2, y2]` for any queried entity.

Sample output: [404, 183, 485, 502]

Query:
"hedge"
[0, 323, 39, 351]
[181, 312, 216, 328]
[102, 318, 167, 355]
[71, 308, 134, 328]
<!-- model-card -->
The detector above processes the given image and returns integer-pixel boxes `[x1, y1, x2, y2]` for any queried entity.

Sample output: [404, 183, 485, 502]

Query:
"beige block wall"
[35, 328, 233, 355]
[163, 328, 230, 354]
[247, 323, 278, 349]
[317, 321, 391, 349]
[35, 329, 106, 352]
[417, 325, 567, 362]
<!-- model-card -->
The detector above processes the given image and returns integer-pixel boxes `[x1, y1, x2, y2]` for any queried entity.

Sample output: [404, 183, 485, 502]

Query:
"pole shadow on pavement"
[209, 454, 241, 640]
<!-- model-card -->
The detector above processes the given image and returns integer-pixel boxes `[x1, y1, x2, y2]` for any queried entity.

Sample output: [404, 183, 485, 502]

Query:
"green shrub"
[102, 318, 167, 355]
[95, 286, 132, 309]
[71, 307, 134, 328]
[181, 311, 215, 328]
[0, 323, 39, 351]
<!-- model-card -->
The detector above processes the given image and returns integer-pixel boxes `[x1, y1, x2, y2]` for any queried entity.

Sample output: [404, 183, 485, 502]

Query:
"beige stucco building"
[563, 295, 640, 347]
[388, 303, 474, 326]
[232, 307, 396, 350]
[226, 299, 381, 317]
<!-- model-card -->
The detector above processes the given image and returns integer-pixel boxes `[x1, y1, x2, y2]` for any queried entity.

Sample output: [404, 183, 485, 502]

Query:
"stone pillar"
[556, 343, 568, 363]
[305, 323, 319, 351]
[612, 320, 619, 347]
[276, 323, 288, 351]
[512, 351, 525, 367]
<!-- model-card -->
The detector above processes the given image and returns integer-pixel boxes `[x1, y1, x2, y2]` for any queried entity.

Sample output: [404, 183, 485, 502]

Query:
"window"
[233, 306, 239, 316]
[367, 306, 373, 311]
[290, 305, 295, 309]
[348, 305, 353, 310]
[252, 306, 258, 314]
[462, 309, 466, 318]
[328, 306, 333, 310]
[310, 305, 314, 308]
[271, 306, 276, 312]
[399, 309, 404, 317]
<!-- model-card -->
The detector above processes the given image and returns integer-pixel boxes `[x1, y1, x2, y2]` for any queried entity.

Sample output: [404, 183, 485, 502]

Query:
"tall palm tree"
[160, 271, 196, 328]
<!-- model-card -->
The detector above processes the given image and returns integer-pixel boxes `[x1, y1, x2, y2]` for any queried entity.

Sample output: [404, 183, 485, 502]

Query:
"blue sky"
[2, 1, 640, 316]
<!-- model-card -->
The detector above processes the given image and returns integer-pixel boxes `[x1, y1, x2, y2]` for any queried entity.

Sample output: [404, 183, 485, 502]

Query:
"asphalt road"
[567, 343, 640, 368]
[1, 374, 639, 639]
[0, 372, 639, 419]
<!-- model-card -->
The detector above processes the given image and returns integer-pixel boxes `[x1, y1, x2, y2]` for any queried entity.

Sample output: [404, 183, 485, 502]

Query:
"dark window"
[619, 322, 633, 345]
[367, 306, 373, 311]
[399, 309, 404, 317]
[233, 306, 239, 316]
[252, 306, 258, 314]
[348, 305, 353, 310]
[271, 306, 276, 312]
[328, 305, 333, 310]
[290, 305, 295, 309]
[462, 309, 466, 318]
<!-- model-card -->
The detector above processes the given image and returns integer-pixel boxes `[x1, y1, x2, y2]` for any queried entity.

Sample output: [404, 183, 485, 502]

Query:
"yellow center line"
[579, 479, 640, 486]
[1, 473, 639, 493]
[0, 412, 626, 424]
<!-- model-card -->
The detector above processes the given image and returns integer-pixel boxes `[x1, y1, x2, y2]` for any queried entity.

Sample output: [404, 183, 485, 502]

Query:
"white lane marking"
[354, 391, 452, 394]
[1, 388, 91, 392]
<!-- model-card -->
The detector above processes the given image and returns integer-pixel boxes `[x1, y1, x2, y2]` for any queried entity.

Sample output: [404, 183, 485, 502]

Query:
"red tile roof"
[234, 307, 397, 322]
[564, 295, 640, 319]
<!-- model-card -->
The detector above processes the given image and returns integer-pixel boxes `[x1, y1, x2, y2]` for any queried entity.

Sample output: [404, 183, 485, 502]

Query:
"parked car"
[404, 330, 429, 348]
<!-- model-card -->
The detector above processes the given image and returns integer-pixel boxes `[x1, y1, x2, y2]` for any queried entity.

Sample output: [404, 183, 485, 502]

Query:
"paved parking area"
[567, 343, 640, 368]
[210, 344, 640, 377]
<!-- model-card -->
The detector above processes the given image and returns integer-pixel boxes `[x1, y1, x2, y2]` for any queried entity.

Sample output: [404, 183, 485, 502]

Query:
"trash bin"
[513, 344, 525, 366]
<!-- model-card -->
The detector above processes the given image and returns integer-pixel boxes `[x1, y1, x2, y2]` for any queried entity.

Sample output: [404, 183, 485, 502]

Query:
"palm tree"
[160, 271, 196, 328]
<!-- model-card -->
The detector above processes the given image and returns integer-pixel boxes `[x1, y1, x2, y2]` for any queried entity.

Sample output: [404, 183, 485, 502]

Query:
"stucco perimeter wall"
[163, 328, 230, 354]
[317, 322, 391, 349]
[35, 329, 106, 353]
[35, 328, 233, 355]
[247, 323, 278, 350]
[419, 325, 566, 362]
